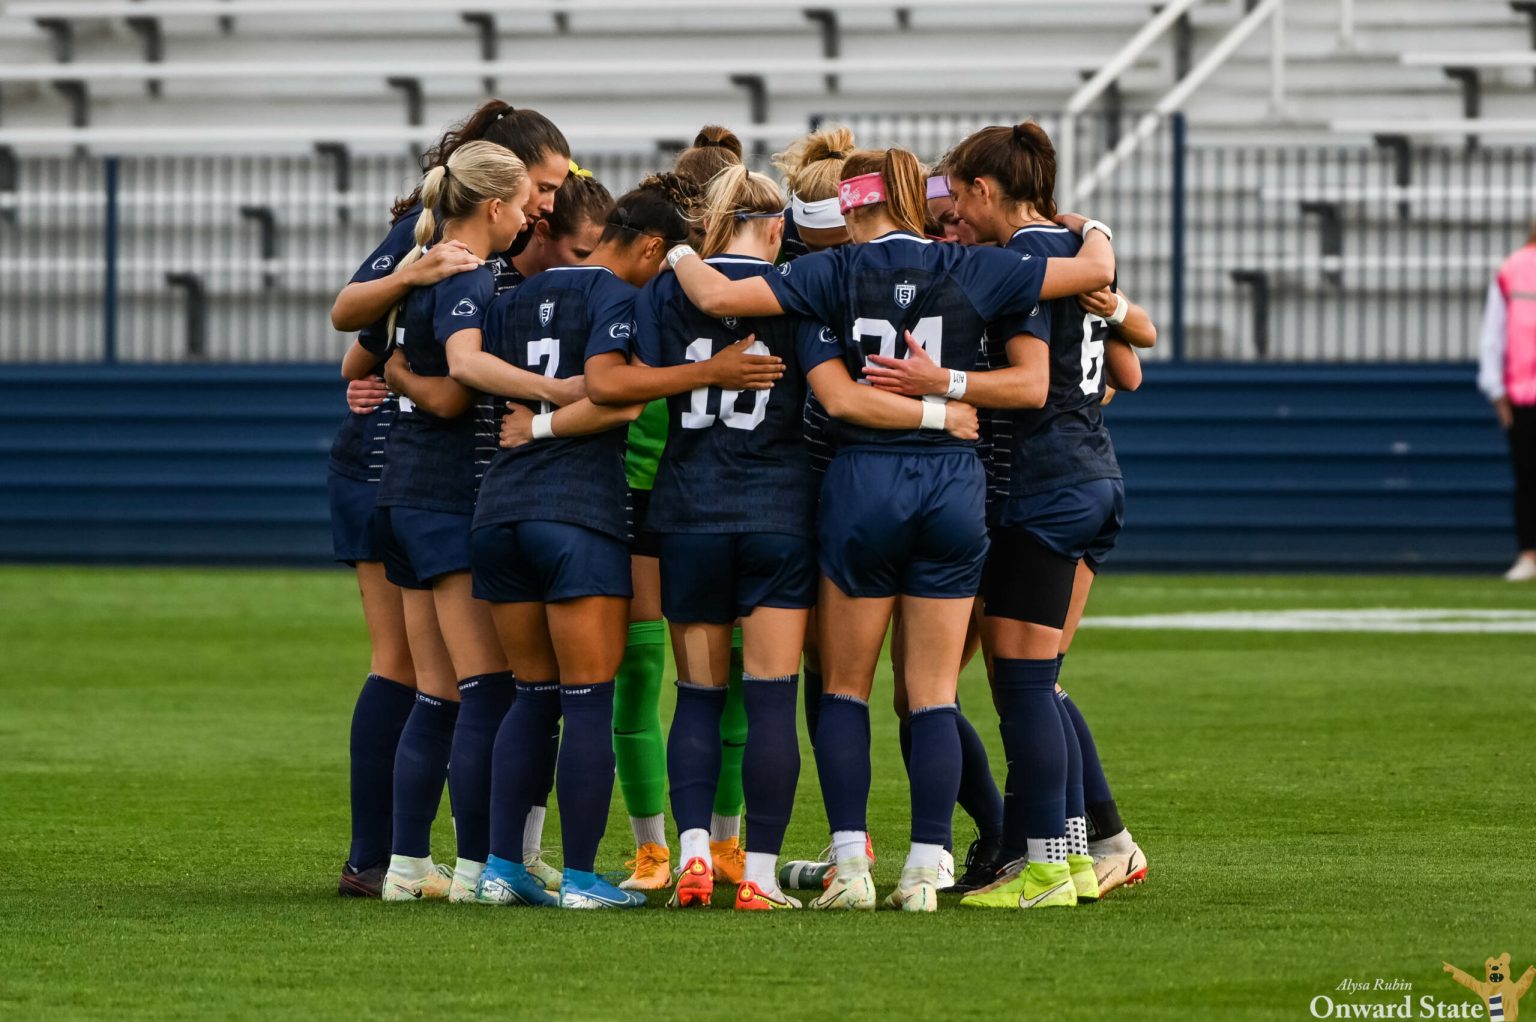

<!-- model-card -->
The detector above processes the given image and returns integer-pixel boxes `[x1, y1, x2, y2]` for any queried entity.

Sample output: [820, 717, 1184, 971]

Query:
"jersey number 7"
[526, 337, 561, 413]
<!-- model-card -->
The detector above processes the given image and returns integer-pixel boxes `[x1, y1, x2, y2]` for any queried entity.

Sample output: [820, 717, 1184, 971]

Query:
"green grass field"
[2, 566, 1534, 1020]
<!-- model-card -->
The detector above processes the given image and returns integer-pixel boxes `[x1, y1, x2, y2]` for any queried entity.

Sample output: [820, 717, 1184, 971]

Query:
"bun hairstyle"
[600, 171, 701, 249]
[942, 120, 1058, 219]
[387, 140, 527, 329]
[392, 99, 570, 221]
[698, 165, 786, 258]
[544, 172, 614, 240]
[774, 124, 855, 202]
[839, 147, 928, 237]
[674, 124, 744, 186]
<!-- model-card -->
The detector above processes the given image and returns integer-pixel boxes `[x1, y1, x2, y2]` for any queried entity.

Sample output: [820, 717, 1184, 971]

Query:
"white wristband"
[945, 369, 968, 400]
[666, 244, 696, 269]
[919, 398, 948, 431]
[1081, 219, 1113, 241]
[531, 411, 556, 440]
[1106, 293, 1129, 326]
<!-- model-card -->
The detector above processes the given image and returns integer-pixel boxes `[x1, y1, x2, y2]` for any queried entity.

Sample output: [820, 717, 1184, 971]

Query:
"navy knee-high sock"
[898, 715, 913, 772]
[448, 671, 516, 864]
[1060, 688, 1125, 840]
[392, 692, 460, 859]
[347, 674, 417, 870]
[993, 658, 1066, 853]
[534, 718, 560, 810]
[907, 703, 962, 850]
[667, 682, 726, 836]
[813, 693, 871, 835]
[955, 707, 1005, 841]
[742, 674, 799, 855]
[488, 681, 561, 864]
[803, 668, 824, 749]
[557, 682, 616, 874]
[1056, 691, 1085, 823]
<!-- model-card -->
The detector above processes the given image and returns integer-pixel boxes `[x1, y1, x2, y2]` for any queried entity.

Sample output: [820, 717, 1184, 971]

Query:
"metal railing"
[1, 132, 1532, 364]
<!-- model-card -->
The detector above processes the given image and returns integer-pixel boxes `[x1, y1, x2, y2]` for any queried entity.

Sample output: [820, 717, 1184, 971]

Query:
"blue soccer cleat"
[558, 868, 647, 909]
[475, 855, 557, 907]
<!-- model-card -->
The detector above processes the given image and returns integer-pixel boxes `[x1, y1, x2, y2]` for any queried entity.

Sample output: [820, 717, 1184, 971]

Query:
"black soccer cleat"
[337, 861, 387, 899]
[948, 835, 1008, 895]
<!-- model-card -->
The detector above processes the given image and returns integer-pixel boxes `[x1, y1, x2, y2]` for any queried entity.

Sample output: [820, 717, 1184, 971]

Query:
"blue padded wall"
[0, 363, 1515, 569]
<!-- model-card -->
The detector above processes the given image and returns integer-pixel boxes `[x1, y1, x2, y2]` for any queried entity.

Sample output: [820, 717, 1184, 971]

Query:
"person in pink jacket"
[1478, 226, 1536, 581]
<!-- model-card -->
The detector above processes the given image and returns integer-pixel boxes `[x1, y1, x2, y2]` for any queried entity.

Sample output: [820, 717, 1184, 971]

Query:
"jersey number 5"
[681, 337, 769, 431]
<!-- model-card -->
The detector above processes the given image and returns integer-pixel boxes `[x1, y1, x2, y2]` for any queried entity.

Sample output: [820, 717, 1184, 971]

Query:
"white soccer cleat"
[381, 858, 453, 902]
[1091, 840, 1148, 897]
[449, 859, 484, 903]
[884, 867, 940, 912]
[809, 860, 877, 911]
[1504, 555, 1536, 582]
[936, 849, 956, 890]
[524, 852, 562, 892]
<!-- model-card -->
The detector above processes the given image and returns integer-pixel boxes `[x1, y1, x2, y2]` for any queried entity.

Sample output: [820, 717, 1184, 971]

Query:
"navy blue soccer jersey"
[764, 230, 1044, 448]
[374, 264, 494, 514]
[633, 256, 827, 537]
[474, 265, 638, 542]
[984, 225, 1120, 504]
[328, 383, 399, 484]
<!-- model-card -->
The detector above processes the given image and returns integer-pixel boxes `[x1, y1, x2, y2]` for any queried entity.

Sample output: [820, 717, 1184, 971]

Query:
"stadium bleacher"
[0, 0, 1530, 566]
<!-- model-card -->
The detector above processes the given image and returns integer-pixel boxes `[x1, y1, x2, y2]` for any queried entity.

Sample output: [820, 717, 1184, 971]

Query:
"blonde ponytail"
[774, 124, 855, 202]
[840, 147, 928, 236]
[388, 140, 527, 332]
[699, 165, 785, 258]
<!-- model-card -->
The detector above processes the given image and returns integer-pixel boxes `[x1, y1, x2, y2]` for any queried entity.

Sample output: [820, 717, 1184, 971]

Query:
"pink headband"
[838, 172, 886, 215]
[926, 175, 951, 200]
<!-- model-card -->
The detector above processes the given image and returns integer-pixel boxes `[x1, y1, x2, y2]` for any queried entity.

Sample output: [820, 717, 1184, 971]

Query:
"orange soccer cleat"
[669, 856, 715, 908]
[734, 881, 802, 911]
[619, 842, 673, 891]
[710, 837, 746, 885]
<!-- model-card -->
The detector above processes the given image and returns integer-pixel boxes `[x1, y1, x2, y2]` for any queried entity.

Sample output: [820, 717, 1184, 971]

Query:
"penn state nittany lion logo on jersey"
[452, 298, 478, 317]
[371, 254, 394, 271]
[539, 299, 555, 327]
[894, 283, 916, 308]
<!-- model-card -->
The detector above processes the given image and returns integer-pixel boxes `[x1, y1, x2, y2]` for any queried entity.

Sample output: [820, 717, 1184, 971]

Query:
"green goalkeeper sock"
[712, 627, 747, 820]
[614, 619, 667, 820]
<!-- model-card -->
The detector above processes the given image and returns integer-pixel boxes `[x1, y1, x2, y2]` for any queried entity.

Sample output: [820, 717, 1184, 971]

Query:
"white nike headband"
[790, 193, 846, 230]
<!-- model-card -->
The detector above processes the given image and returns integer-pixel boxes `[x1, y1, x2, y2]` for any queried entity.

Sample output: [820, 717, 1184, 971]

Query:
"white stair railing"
[1057, 0, 1210, 209]
[1071, 0, 1286, 205]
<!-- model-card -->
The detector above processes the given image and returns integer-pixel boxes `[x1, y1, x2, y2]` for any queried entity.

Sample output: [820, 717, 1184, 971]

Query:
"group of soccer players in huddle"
[329, 100, 1154, 912]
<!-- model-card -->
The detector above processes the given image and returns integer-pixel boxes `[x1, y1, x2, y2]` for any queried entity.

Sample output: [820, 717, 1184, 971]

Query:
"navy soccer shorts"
[658, 532, 818, 624]
[818, 447, 989, 600]
[328, 472, 383, 566]
[996, 478, 1124, 567]
[471, 520, 633, 604]
[982, 478, 1124, 627]
[379, 506, 473, 590]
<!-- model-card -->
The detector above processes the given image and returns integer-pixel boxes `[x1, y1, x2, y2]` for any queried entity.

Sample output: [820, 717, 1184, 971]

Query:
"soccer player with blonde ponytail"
[370, 141, 535, 903]
[667, 145, 1115, 912]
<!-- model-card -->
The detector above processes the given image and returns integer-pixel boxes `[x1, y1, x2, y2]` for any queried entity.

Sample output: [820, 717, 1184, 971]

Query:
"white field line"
[1082, 608, 1536, 634]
